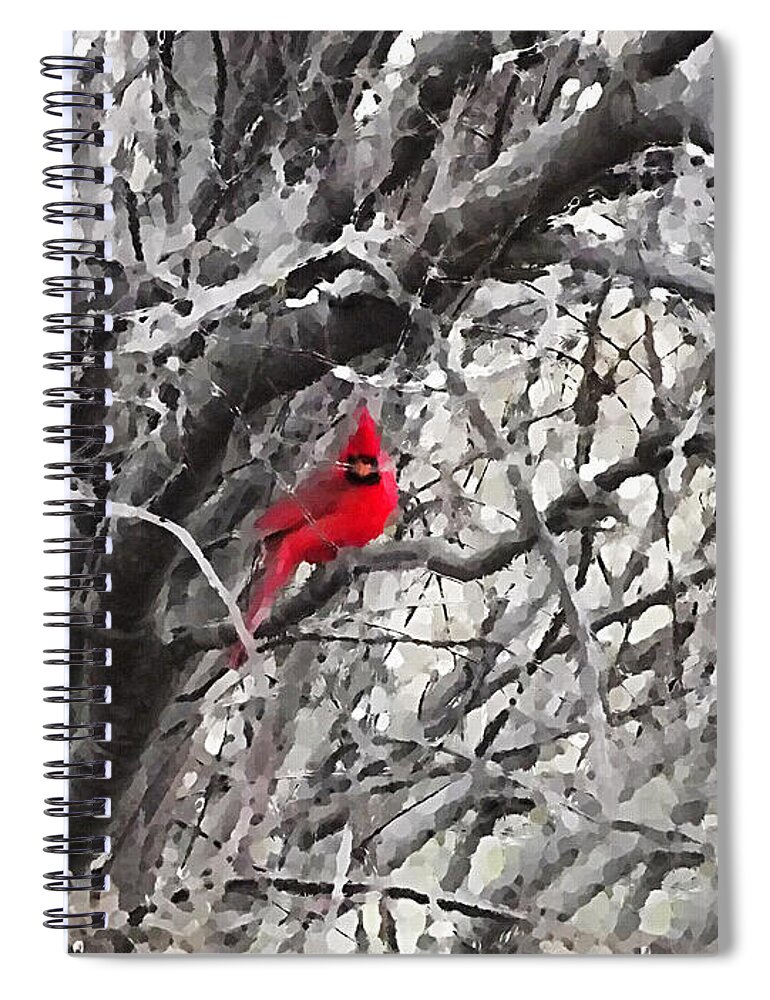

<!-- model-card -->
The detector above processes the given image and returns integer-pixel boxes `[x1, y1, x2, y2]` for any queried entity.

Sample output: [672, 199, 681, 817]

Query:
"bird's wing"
[254, 467, 344, 540]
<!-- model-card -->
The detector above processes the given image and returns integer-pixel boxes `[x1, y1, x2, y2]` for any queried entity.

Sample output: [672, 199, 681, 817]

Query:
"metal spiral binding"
[42, 53, 110, 933]
[40, 55, 104, 79]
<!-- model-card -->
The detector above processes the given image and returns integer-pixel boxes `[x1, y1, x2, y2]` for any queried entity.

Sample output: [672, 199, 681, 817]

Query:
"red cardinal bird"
[229, 405, 398, 666]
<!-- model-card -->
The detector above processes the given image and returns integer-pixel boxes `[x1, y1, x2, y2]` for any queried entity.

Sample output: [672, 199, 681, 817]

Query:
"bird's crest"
[340, 405, 381, 459]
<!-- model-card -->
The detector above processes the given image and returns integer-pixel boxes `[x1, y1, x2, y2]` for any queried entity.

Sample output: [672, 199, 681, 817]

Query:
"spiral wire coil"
[42, 53, 111, 932]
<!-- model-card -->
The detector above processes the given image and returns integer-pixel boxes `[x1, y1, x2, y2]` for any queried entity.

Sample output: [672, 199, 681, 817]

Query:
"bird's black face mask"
[345, 454, 381, 486]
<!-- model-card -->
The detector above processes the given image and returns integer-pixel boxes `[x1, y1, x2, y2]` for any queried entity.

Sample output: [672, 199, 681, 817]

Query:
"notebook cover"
[60, 29, 716, 954]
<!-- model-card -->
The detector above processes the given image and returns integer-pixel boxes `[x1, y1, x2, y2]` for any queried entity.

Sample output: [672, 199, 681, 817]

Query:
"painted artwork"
[66, 30, 716, 953]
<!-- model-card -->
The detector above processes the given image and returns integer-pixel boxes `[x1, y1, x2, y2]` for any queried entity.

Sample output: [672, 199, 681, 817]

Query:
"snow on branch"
[110, 502, 261, 677]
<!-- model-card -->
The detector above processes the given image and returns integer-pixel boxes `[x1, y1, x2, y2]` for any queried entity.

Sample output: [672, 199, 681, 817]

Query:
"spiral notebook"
[43, 30, 717, 954]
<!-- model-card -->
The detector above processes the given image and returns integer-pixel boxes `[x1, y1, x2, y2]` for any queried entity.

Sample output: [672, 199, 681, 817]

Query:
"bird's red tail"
[228, 538, 295, 668]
